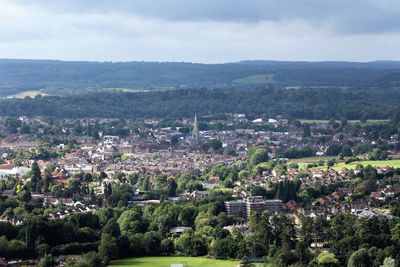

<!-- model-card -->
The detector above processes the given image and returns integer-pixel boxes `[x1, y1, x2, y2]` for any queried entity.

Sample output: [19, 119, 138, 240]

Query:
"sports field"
[289, 156, 400, 170]
[109, 256, 239, 267]
[289, 156, 338, 169]
[331, 159, 400, 170]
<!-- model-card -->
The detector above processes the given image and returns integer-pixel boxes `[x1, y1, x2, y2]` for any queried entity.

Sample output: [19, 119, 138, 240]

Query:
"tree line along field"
[109, 256, 239, 267]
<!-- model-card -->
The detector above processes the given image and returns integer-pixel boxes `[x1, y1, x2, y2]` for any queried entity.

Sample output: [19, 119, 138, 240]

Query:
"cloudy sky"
[1, 0, 400, 63]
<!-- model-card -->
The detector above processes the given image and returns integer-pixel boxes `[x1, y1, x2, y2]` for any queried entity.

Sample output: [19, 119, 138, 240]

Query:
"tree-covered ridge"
[0, 87, 398, 120]
[2, 59, 400, 95]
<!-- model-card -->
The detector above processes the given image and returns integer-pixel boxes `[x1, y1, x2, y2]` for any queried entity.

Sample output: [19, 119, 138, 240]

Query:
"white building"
[0, 165, 30, 179]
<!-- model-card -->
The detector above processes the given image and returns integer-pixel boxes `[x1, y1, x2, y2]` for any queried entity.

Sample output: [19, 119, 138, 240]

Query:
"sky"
[1, 0, 400, 63]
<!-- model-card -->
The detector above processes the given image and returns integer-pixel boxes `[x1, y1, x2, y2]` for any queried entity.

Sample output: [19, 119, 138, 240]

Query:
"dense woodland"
[0, 87, 399, 120]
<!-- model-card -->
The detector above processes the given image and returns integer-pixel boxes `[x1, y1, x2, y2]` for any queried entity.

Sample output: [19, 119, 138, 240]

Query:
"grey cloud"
[13, 0, 400, 34]
[2, 0, 400, 62]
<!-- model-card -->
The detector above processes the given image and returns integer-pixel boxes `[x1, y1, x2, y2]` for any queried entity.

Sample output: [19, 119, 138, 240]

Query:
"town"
[0, 113, 399, 266]
[2, 0, 400, 266]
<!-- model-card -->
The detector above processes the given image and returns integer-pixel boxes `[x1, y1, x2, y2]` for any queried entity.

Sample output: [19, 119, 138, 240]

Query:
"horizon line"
[1, 58, 400, 65]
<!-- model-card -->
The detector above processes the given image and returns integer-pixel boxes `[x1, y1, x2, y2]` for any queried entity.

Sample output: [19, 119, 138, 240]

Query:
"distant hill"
[237, 60, 400, 69]
[1, 59, 400, 96]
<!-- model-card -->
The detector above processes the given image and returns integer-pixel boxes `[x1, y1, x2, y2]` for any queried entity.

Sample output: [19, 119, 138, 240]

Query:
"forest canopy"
[0, 87, 398, 120]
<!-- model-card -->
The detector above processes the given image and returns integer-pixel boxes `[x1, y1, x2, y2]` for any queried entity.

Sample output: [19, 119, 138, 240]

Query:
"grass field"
[331, 159, 400, 170]
[289, 156, 400, 171]
[298, 119, 389, 125]
[289, 156, 339, 169]
[233, 74, 276, 84]
[109, 256, 239, 267]
[289, 156, 338, 163]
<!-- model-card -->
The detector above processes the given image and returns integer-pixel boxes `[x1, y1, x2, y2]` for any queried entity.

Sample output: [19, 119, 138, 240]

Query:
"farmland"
[233, 74, 276, 84]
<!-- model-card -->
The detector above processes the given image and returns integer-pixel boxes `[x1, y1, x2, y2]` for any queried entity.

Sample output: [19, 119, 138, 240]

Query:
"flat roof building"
[225, 200, 247, 217]
[225, 196, 282, 218]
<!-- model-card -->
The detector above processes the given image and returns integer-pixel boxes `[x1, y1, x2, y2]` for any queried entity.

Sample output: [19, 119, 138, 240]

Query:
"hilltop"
[2, 59, 400, 96]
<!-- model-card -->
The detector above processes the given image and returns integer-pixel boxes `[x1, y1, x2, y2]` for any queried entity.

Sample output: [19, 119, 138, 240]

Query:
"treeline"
[1, 197, 399, 267]
[0, 86, 399, 119]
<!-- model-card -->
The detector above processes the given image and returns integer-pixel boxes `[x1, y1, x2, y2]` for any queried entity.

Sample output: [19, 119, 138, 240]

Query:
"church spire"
[193, 114, 199, 140]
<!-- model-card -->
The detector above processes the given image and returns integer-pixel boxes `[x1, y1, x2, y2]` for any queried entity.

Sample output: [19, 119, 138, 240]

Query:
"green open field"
[289, 156, 400, 170]
[289, 156, 338, 169]
[298, 119, 389, 125]
[109, 256, 239, 267]
[233, 74, 276, 84]
[289, 156, 338, 163]
[331, 159, 400, 171]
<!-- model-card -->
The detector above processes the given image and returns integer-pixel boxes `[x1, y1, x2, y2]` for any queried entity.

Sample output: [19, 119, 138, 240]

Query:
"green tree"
[347, 248, 372, 267]
[247, 211, 272, 257]
[103, 218, 121, 237]
[37, 254, 56, 267]
[83, 252, 104, 267]
[23, 216, 45, 249]
[167, 177, 177, 197]
[98, 233, 119, 264]
[174, 231, 207, 256]
[117, 209, 142, 235]
[201, 139, 223, 152]
[140, 176, 151, 191]
[30, 162, 41, 192]
[310, 252, 340, 267]
[18, 190, 32, 203]
[141, 231, 161, 255]
[212, 237, 236, 259]
[326, 144, 342, 156]
[83, 173, 93, 183]
[380, 257, 395, 267]
[178, 206, 197, 226]
[368, 149, 387, 160]
[341, 145, 353, 157]
[303, 123, 311, 137]
[250, 148, 269, 166]
[160, 238, 174, 255]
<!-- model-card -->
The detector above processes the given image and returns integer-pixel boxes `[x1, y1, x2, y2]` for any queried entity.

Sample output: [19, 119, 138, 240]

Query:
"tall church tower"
[192, 114, 199, 141]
